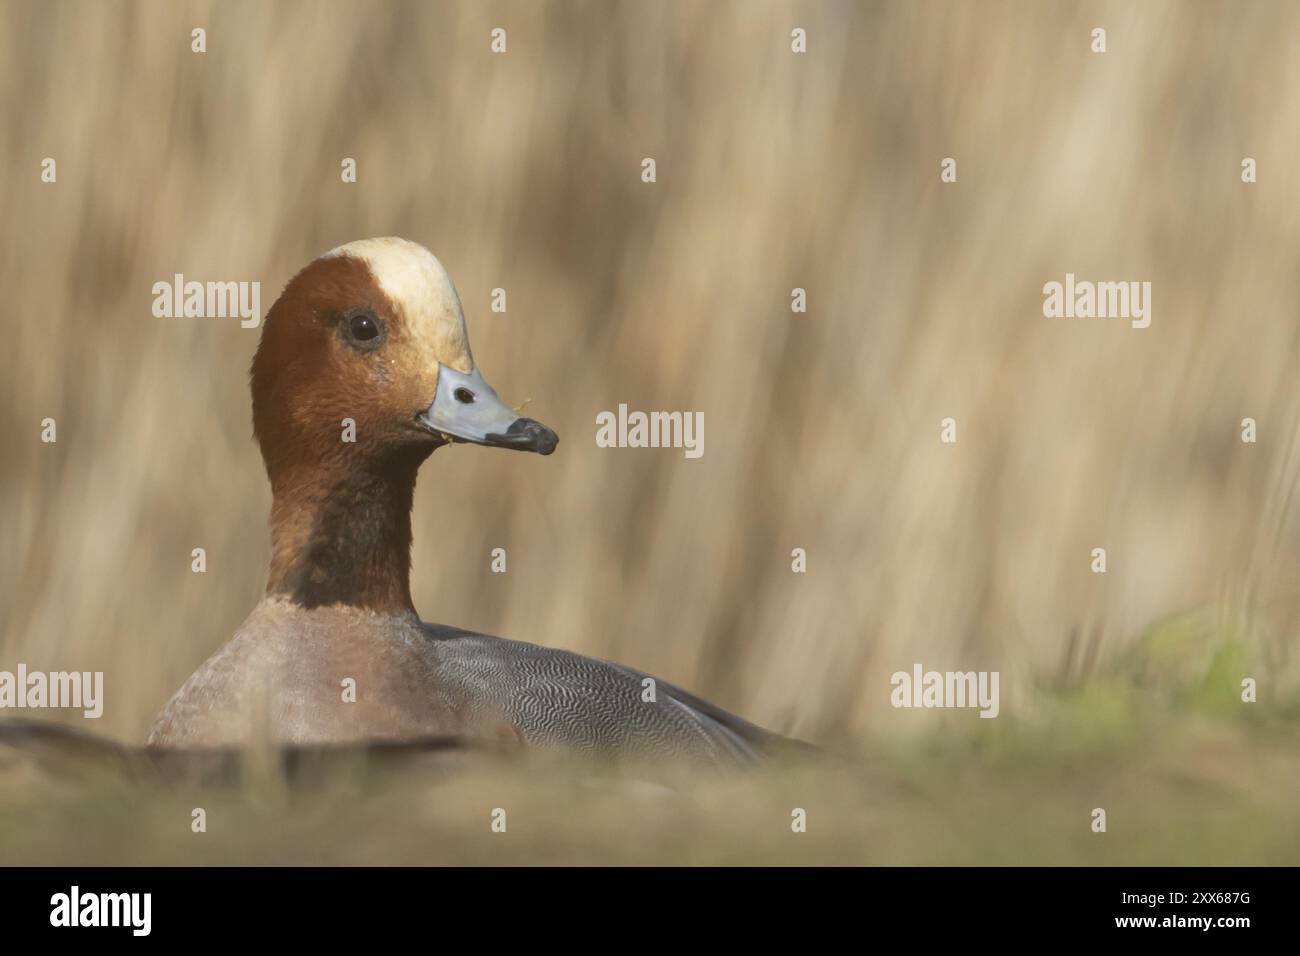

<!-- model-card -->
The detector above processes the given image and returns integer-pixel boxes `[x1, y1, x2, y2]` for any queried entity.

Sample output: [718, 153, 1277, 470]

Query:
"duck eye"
[349, 313, 379, 342]
[454, 387, 476, 404]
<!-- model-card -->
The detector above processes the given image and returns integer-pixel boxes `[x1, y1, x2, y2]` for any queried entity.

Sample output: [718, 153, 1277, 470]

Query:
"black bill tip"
[485, 417, 559, 455]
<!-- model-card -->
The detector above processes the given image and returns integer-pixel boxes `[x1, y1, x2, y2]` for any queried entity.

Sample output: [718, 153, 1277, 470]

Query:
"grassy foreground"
[1, 718, 1296, 866]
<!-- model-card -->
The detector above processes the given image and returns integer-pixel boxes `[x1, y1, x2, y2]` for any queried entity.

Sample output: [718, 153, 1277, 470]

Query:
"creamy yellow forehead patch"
[324, 237, 474, 373]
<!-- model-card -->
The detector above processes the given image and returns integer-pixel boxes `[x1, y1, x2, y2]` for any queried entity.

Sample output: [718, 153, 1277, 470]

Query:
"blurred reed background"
[3, 0, 1300, 758]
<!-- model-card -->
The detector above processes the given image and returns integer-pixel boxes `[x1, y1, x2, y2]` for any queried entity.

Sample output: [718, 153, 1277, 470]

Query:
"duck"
[146, 238, 792, 766]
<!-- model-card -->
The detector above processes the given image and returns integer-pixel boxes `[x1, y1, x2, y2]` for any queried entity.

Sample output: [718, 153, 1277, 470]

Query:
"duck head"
[250, 237, 558, 612]
[252, 237, 556, 471]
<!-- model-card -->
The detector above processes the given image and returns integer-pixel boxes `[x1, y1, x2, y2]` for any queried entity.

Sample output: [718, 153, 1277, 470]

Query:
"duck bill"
[418, 365, 558, 455]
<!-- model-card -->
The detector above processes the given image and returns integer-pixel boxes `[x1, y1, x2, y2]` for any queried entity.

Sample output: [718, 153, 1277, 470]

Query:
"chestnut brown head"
[250, 237, 557, 484]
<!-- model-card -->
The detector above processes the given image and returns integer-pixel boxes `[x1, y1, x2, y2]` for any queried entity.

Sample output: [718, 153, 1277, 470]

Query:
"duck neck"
[264, 446, 431, 615]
